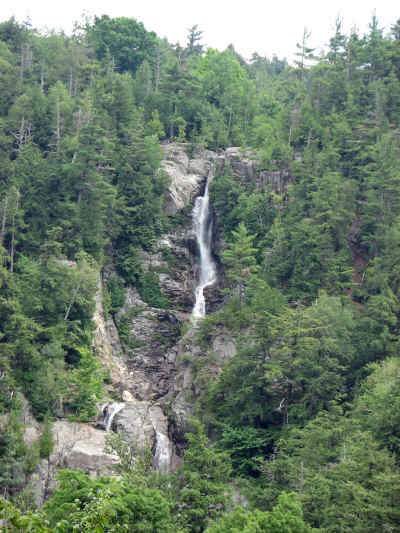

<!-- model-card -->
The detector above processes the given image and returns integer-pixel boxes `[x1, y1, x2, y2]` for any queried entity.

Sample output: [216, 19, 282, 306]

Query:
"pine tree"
[222, 222, 259, 304]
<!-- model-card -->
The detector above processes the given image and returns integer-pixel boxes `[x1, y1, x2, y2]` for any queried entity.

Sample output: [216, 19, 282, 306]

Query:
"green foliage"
[354, 358, 400, 459]
[89, 15, 157, 74]
[219, 424, 272, 477]
[0, 498, 55, 532]
[171, 419, 232, 532]
[1, 12, 400, 531]
[138, 270, 170, 308]
[222, 222, 259, 304]
[208, 492, 316, 533]
[262, 407, 400, 532]
[210, 166, 244, 237]
[105, 276, 126, 316]
[145, 109, 165, 139]
[42, 470, 176, 532]
[38, 417, 54, 459]
[104, 431, 156, 488]
[0, 408, 28, 498]
[64, 348, 104, 421]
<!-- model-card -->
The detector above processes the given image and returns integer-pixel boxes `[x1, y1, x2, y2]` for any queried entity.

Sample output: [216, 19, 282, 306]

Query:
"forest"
[0, 11, 400, 532]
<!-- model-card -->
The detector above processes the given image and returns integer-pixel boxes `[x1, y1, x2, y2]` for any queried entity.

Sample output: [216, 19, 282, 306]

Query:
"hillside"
[1, 13, 400, 532]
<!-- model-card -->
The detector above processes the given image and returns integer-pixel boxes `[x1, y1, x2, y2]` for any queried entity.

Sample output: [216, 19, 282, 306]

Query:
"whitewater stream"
[105, 402, 125, 432]
[192, 172, 217, 319]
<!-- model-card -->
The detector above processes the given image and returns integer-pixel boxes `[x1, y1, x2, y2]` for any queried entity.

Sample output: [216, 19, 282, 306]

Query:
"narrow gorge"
[22, 142, 291, 503]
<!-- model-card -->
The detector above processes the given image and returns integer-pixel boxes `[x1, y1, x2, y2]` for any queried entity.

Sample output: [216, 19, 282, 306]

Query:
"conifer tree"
[222, 222, 259, 304]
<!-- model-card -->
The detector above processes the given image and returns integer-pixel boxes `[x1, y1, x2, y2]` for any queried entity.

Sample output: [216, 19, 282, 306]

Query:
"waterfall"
[192, 172, 217, 319]
[154, 431, 171, 473]
[104, 402, 125, 432]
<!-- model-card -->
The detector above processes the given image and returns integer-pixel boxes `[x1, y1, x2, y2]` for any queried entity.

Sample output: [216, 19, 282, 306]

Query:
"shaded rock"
[203, 282, 224, 314]
[166, 324, 237, 449]
[139, 229, 197, 310]
[212, 329, 237, 363]
[20, 394, 41, 447]
[116, 304, 185, 401]
[222, 146, 292, 193]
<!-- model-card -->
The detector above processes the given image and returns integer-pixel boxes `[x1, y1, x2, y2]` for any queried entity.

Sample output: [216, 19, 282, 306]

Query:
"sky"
[1, 1, 399, 62]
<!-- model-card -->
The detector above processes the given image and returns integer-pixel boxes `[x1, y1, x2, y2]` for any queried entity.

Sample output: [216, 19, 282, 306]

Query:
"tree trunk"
[154, 49, 161, 91]
[55, 99, 61, 153]
[9, 188, 20, 273]
[64, 281, 82, 321]
[0, 195, 8, 248]
[69, 66, 74, 96]
[40, 64, 45, 92]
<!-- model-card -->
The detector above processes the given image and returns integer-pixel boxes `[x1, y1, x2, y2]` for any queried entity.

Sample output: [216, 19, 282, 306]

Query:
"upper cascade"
[192, 170, 217, 319]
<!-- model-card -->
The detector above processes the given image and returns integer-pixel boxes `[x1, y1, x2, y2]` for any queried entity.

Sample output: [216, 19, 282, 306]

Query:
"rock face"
[112, 398, 175, 473]
[161, 143, 218, 215]
[223, 147, 292, 193]
[166, 324, 237, 449]
[113, 287, 185, 401]
[93, 277, 127, 391]
[30, 421, 118, 507]
[139, 228, 196, 311]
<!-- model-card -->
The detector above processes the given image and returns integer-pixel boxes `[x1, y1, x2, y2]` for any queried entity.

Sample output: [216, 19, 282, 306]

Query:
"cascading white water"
[154, 431, 171, 473]
[192, 173, 217, 319]
[104, 402, 125, 432]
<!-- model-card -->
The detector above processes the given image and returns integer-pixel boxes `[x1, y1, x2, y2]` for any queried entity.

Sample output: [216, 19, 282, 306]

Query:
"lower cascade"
[154, 431, 171, 473]
[104, 402, 125, 432]
[192, 171, 217, 319]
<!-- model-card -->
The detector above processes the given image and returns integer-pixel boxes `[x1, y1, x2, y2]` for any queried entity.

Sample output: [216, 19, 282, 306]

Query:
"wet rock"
[113, 398, 175, 472]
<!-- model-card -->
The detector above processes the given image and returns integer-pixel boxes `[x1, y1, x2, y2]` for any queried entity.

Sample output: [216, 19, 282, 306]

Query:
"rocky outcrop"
[30, 421, 118, 507]
[93, 277, 127, 391]
[166, 324, 237, 445]
[161, 143, 218, 215]
[223, 147, 292, 193]
[101, 397, 177, 473]
[139, 228, 197, 310]
[162, 143, 292, 203]
[112, 285, 185, 401]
